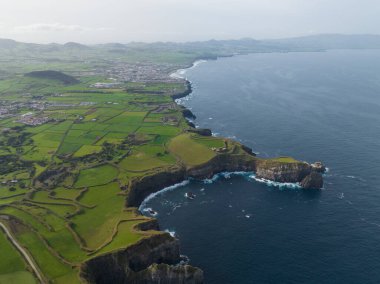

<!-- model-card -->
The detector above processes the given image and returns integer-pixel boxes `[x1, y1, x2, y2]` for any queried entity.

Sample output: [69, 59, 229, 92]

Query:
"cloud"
[12, 23, 110, 33]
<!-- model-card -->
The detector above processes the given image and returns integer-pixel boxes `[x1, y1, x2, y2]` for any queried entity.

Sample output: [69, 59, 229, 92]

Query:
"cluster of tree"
[101, 142, 119, 161]
[36, 166, 72, 188]
[0, 155, 32, 175]
[6, 133, 32, 147]
[0, 128, 32, 147]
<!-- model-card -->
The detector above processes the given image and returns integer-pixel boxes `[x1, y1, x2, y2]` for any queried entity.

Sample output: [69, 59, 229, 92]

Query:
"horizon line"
[1, 33, 380, 46]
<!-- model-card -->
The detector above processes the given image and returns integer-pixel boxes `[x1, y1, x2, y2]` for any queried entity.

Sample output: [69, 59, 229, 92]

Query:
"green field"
[0, 230, 36, 284]
[168, 133, 217, 166]
[74, 164, 119, 188]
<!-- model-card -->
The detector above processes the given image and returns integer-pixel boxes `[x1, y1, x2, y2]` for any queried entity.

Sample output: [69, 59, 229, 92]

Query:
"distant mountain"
[0, 38, 19, 49]
[1, 34, 380, 55]
[25, 70, 79, 85]
[0, 38, 50, 51]
[98, 43, 127, 49]
[266, 34, 380, 50]
[0, 39, 92, 53]
[63, 42, 90, 50]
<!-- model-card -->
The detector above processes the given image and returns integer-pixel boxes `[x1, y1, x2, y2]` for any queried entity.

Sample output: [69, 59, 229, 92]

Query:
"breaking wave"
[249, 174, 302, 190]
[202, 171, 252, 184]
[142, 207, 158, 216]
[169, 60, 207, 79]
[139, 171, 301, 214]
[139, 180, 190, 211]
[165, 229, 176, 237]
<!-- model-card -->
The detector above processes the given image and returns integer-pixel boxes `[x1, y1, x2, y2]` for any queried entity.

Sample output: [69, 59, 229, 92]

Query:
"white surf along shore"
[140, 59, 303, 213]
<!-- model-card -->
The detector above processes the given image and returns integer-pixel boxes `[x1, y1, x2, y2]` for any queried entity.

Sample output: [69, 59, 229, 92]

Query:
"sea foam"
[139, 171, 301, 213]
[169, 60, 207, 79]
[202, 171, 252, 184]
[139, 180, 190, 211]
[249, 174, 302, 190]
[165, 229, 176, 237]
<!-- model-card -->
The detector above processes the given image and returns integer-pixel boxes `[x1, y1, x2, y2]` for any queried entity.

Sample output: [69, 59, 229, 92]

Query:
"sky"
[0, 0, 379, 44]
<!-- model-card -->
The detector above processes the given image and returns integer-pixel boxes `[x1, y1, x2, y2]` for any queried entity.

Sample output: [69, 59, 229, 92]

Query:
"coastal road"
[0, 221, 44, 283]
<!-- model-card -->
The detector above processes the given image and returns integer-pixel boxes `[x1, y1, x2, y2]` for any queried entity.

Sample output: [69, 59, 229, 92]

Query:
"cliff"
[255, 159, 310, 182]
[126, 166, 186, 207]
[171, 80, 192, 100]
[255, 159, 324, 189]
[127, 153, 324, 210]
[129, 263, 204, 284]
[80, 233, 203, 284]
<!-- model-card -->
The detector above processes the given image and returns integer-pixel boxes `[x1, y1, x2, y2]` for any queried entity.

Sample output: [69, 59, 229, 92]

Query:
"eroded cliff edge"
[80, 233, 203, 284]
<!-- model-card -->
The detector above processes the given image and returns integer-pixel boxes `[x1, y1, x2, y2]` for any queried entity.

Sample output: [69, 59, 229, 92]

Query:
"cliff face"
[300, 171, 323, 189]
[255, 159, 324, 189]
[126, 154, 325, 209]
[129, 264, 204, 284]
[171, 80, 192, 100]
[126, 152, 257, 208]
[80, 233, 203, 284]
[126, 167, 186, 207]
[186, 153, 256, 179]
[255, 160, 311, 182]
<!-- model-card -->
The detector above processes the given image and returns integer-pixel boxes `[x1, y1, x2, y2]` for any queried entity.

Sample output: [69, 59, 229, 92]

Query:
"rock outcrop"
[80, 233, 203, 284]
[255, 159, 325, 189]
[255, 160, 311, 183]
[186, 121, 196, 128]
[129, 263, 204, 284]
[171, 80, 192, 100]
[311, 161, 326, 173]
[135, 219, 160, 232]
[187, 128, 212, 136]
[300, 171, 324, 189]
[181, 107, 196, 120]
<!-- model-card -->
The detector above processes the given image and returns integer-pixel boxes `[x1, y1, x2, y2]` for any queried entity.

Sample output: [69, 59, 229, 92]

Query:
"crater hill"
[25, 70, 79, 85]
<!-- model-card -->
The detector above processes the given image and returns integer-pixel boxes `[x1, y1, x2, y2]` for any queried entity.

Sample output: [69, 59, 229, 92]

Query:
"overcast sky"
[0, 0, 379, 44]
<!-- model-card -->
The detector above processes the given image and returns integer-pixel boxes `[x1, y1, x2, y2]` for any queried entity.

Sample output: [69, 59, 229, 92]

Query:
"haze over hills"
[268, 34, 380, 49]
[1, 34, 380, 52]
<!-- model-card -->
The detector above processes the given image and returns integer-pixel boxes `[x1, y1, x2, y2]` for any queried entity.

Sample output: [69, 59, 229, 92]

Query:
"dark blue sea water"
[141, 50, 380, 284]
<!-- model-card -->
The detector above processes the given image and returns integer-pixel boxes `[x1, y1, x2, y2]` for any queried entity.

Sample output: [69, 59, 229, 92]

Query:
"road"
[0, 221, 44, 283]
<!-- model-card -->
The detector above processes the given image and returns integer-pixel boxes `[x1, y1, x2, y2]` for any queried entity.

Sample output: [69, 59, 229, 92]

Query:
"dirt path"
[0, 221, 44, 283]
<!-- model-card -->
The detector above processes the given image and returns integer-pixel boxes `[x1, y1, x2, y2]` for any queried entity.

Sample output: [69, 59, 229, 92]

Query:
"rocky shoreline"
[80, 67, 325, 284]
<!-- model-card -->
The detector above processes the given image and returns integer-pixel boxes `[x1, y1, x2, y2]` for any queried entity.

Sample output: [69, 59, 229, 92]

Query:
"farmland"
[0, 62, 253, 283]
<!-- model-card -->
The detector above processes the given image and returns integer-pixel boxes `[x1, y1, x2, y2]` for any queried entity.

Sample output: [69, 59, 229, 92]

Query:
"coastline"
[80, 58, 325, 283]
[169, 60, 208, 80]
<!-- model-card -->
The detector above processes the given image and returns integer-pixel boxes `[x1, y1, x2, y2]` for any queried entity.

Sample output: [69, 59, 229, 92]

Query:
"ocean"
[141, 50, 380, 284]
